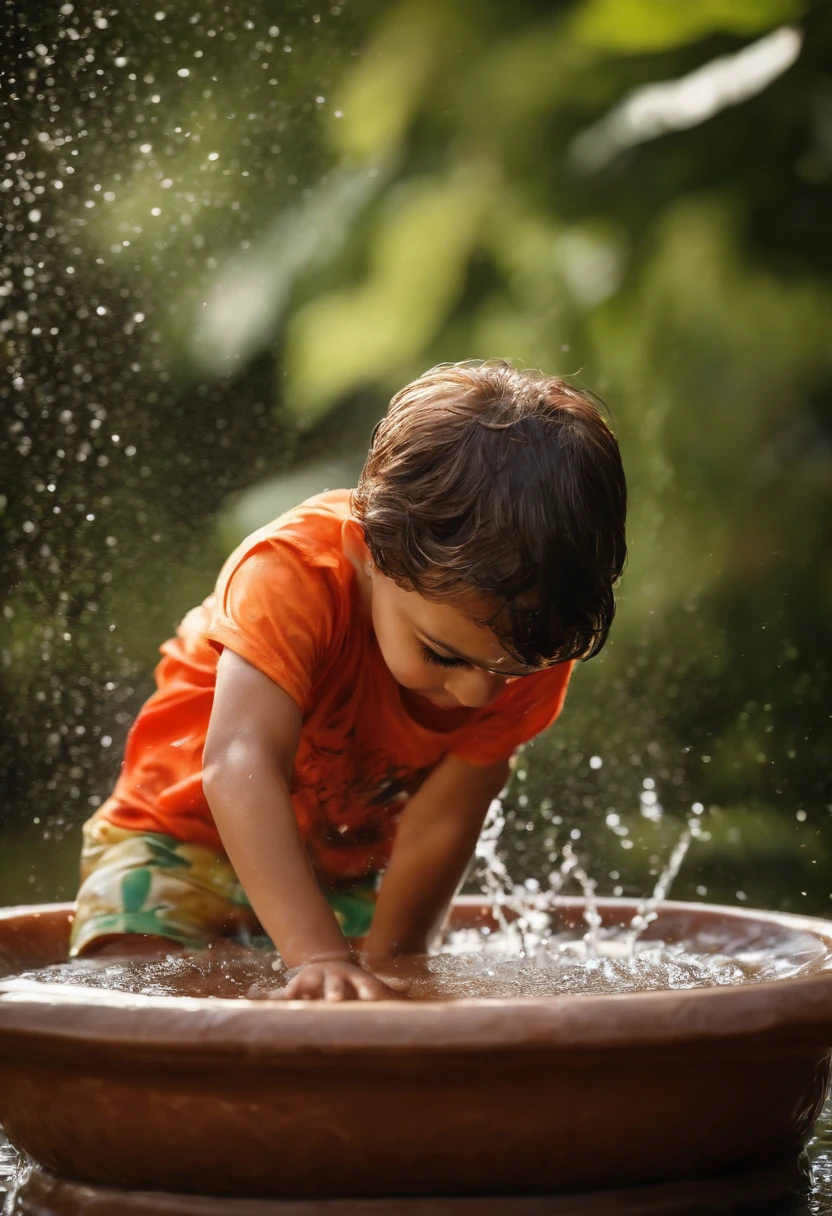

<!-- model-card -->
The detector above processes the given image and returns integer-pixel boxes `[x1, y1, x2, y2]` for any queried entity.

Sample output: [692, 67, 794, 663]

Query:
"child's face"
[368, 573, 537, 710]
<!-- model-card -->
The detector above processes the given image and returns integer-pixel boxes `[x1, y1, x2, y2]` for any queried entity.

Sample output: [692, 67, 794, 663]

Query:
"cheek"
[371, 604, 418, 674]
[371, 609, 437, 689]
[388, 644, 434, 689]
[371, 599, 402, 656]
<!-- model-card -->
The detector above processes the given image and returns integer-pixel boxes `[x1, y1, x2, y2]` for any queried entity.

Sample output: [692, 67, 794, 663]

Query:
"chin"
[400, 682, 452, 708]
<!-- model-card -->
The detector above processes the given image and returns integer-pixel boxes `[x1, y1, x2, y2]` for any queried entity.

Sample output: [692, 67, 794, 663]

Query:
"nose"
[447, 669, 512, 709]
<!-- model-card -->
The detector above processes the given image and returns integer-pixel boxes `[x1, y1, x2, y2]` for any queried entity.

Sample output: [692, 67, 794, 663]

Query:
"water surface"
[4, 917, 828, 1001]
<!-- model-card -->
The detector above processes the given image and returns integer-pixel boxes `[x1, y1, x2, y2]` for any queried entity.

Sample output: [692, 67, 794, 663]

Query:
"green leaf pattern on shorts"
[121, 866, 152, 914]
[72, 818, 379, 956]
[145, 834, 191, 871]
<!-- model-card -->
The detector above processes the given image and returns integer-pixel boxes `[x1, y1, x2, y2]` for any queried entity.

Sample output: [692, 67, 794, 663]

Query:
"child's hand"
[251, 959, 403, 1002]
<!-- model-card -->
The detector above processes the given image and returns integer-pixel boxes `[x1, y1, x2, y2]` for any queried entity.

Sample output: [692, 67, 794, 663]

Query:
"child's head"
[349, 360, 626, 706]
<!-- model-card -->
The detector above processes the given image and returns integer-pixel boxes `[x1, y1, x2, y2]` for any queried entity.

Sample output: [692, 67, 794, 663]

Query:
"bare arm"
[203, 648, 394, 999]
[363, 753, 510, 963]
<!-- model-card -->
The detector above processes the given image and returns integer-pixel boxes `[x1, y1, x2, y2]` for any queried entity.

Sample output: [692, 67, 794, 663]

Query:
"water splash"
[474, 790, 695, 964]
[474, 798, 517, 941]
[475, 800, 606, 958]
[0, 1129, 22, 1197]
[625, 827, 693, 957]
[556, 845, 603, 958]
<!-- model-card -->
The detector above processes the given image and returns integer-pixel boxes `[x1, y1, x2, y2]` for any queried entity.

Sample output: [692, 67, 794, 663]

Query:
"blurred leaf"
[189, 161, 389, 375]
[568, 26, 803, 173]
[589, 195, 832, 620]
[284, 168, 494, 424]
[462, 14, 597, 128]
[572, 0, 805, 52]
[331, 0, 461, 159]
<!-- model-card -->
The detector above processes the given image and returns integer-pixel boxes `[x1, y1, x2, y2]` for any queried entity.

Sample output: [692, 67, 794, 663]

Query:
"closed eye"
[420, 644, 468, 670]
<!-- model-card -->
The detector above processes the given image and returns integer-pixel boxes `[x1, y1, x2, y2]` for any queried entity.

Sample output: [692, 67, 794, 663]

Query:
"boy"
[71, 360, 627, 1000]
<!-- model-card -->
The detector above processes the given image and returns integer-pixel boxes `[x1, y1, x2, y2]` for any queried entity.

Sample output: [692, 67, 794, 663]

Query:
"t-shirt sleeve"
[450, 661, 575, 767]
[205, 541, 340, 709]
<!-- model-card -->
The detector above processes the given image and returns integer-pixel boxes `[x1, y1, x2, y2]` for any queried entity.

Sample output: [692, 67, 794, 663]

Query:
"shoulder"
[209, 490, 359, 647]
[203, 493, 358, 703]
[273, 488, 353, 554]
[216, 489, 353, 593]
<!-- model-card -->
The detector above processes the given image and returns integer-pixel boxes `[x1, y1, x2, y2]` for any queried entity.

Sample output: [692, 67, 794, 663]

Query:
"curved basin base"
[5, 1155, 814, 1216]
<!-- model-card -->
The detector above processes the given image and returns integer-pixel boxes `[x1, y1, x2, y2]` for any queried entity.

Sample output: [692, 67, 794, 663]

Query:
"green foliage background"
[1, 0, 830, 912]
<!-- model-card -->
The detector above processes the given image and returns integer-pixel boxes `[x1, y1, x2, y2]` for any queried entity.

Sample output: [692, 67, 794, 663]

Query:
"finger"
[375, 974, 410, 994]
[298, 972, 324, 1000]
[246, 983, 283, 1000]
[277, 970, 319, 1001]
[355, 974, 397, 1001]
[324, 971, 347, 1002]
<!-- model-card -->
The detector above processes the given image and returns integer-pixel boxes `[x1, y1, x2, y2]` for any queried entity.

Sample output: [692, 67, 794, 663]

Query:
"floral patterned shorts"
[70, 812, 379, 957]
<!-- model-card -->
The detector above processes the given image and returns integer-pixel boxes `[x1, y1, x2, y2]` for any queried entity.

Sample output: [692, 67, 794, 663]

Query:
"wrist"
[363, 931, 429, 964]
[279, 918, 356, 970]
[289, 945, 355, 970]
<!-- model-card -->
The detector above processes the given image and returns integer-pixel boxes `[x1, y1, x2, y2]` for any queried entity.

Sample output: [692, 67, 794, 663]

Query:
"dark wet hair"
[352, 360, 627, 667]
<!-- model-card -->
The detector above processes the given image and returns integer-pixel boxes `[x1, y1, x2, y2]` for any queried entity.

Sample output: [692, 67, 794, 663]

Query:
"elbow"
[201, 725, 229, 795]
[201, 741, 228, 814]
[201, 736, 250, 810]
[202, 733, 292, 813]
[201, 754, 219, 805]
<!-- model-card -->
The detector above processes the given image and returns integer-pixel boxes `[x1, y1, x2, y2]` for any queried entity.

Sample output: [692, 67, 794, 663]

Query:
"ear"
[341, 517, 372, 575]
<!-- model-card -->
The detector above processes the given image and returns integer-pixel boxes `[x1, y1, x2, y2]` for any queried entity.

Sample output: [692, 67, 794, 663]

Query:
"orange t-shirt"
[103, 490, 573, 883]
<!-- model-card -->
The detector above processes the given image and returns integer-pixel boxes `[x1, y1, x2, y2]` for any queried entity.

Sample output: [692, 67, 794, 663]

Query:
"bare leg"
[80, 934, 180, 961]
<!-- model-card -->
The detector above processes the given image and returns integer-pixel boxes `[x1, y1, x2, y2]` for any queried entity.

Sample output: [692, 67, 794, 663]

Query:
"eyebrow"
[420, 631, 535, 677]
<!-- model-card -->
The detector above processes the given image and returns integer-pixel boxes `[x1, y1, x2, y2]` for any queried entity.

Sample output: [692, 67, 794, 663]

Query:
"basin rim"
[3, 897, 832, 1058]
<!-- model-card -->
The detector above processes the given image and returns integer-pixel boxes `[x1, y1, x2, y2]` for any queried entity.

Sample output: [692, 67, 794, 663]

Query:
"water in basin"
[3, 909, 828, 1001]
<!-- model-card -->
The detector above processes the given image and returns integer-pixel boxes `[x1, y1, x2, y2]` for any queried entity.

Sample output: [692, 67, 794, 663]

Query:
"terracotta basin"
[1, 898, 832, 1200]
